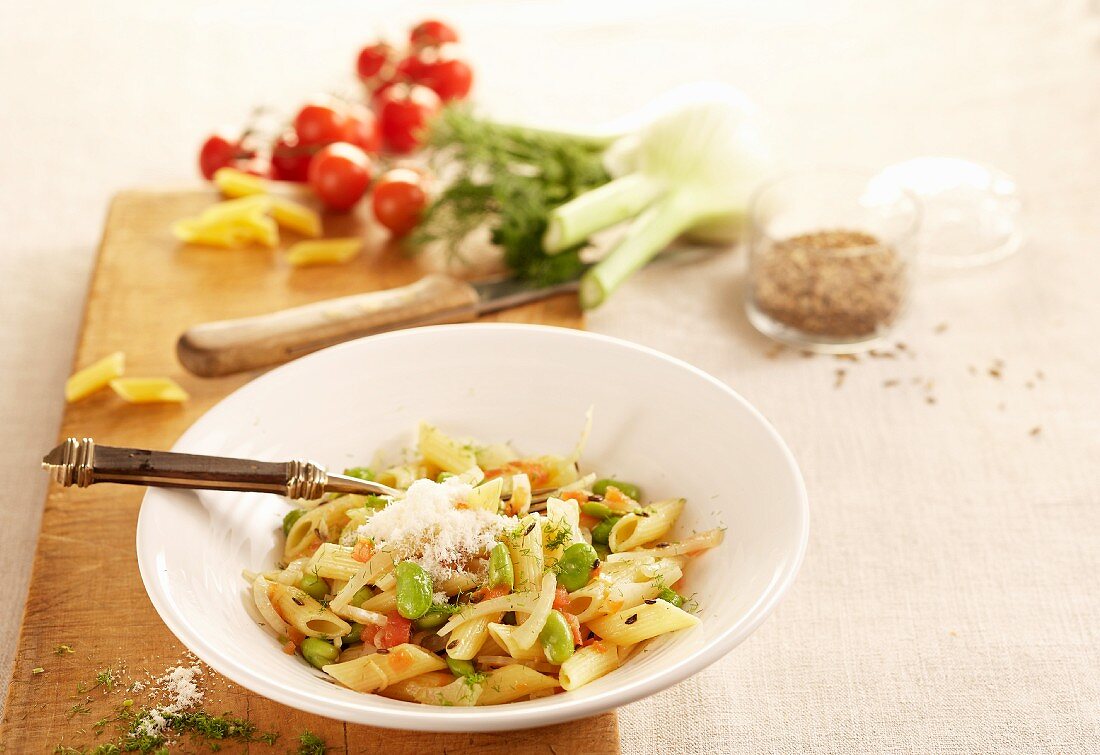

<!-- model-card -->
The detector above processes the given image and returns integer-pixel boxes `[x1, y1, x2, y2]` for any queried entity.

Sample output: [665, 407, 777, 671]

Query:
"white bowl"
[137, 324, 808, 732]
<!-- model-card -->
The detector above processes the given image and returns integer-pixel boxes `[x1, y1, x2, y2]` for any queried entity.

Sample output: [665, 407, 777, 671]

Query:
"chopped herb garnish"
[55, 644, 76, 656]
[298, 731, 327, 755]
[32, 667, 45, 675]
[343, 466, 375, 481]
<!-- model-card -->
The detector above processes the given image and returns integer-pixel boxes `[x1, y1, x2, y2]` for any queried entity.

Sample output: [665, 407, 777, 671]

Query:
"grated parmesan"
[134, 663, 204, 738]
[357, 477, 513, 583]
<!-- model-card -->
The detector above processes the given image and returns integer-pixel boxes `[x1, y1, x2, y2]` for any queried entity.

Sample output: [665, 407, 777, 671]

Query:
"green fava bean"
[581, 501, 612, 519]
[593, 543, 611, 561]
[344, 466, 375, 481]
[300, 637, 339, 670]
[488, 542, 514, 590]
[299, 573, 328, 601]
[539, 609, 575, 665]
[657, 587, 685, 608]
[349, 586, 373, 608]
[413, 608, 450, 630]
[590, 515, 622, 545]
[592, 478, 641, 500]
[282, 509, 305, 536]
[556, 542, 599, 591]
[345, 622, 364, 644]
[395, 561, 433, 620]
[446, 656, 477, 678]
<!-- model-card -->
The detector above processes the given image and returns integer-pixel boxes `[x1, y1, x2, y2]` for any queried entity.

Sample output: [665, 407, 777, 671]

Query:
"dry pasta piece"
[213, 167, 269, 197]
[271, 197, 322, 237]
[65, 352, 125, 402]
[286, 238, 363, 267]
[109, 377, 188, 403]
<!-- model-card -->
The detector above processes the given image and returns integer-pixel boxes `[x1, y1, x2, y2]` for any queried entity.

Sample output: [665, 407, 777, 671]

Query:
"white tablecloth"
[2, 1, 1098, 751]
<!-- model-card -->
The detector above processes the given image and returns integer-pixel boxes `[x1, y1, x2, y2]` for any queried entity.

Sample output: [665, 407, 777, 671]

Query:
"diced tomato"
[563, 612, 582, 646]
[374, 612, 412, 649]
[388, 646, 414, 673]
[484, 460, 550, 487]
[282, 640, 296, 655]
[287, 627, 306, 647]
[471, 585, 509, 603]
[352, 538, 374, 563]
[553, 586, 571, 612]
[560, 490, 589, 504]
[578, 513, 600, 530]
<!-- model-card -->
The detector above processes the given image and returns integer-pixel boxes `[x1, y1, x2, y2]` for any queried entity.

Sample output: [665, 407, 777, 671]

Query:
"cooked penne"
[506, 513, 545, 592]
[559, 641, 620, 690]
[446, 614, 496, 660]
[477, 664, 559, 705]
[606, 527, 725, 561]
[418, 422, 477, 473]
[588, 598, 700, 645]
[377, 670, 453, 702]
[467, 477, 503, 512]
[486, 623, 544, 661]
[609, 498, 685, 552]
[269, 583, 350, 639]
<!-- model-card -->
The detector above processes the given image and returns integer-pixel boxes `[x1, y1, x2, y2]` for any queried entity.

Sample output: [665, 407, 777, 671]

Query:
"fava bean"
[413, 608, 450, 630]
[539, 609, 575, 665]
[345, 622, 364, 644]
[363, 494, 389, 510]
[581, 501, 612, 519]
[349, 586, 373, 608]
[657, 587, 685, 608]
[395, 561, 433, 619]
[301, 637, 339, 670]
[556, 542, 599, 591]
[344, 466, 375, 481]
[488, 542, 514, 590]
[299, 573, 328, 601]
[590, 515, 622, 545]
[592, 478, 641, 500]
[282, 509, 305, 536]
[446, 656, 478, 678]
[593, 543, 611, 561]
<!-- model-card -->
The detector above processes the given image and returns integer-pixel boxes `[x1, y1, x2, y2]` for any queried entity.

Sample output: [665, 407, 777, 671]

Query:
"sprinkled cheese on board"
[357, 478, 512, 583]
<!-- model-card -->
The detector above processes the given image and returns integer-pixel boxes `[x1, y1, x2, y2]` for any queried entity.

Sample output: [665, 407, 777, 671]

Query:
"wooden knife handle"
[176, 273, 480, 377]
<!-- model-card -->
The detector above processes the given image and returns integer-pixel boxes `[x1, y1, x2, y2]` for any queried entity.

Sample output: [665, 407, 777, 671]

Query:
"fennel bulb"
[543, 84, 773, 309]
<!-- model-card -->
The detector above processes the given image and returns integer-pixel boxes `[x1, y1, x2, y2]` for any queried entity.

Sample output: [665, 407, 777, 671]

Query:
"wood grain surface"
[0, 189, 617, 753]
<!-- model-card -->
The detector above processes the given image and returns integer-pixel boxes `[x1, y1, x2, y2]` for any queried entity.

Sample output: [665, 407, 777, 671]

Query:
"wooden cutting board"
[0, 189, 619, 753]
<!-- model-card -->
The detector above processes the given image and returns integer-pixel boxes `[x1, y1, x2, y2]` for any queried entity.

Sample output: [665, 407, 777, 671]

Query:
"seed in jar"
[751, 229, 905, 338]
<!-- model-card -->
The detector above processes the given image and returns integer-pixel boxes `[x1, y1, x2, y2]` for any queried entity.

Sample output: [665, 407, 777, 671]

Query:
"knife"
[176, 274, 579, 377]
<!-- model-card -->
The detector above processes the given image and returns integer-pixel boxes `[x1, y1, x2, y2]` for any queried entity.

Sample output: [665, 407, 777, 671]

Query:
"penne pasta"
[588, 598, 700, 645]
[418, 422, 478, 473]
[477, 664, 559, 705]
[446, 614, 497, 660]
[559, 641, 620, 690]
[609, 498, 685, 552]
[606, 527, 725, 561]
[268, 583, 350, 639]
[506, 514, 545, 592]
[486, 623, 544, 661]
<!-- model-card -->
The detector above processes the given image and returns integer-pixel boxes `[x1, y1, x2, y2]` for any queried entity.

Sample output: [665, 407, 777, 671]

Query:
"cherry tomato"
[369, 79, 399, 111]
[293, 99, 349, 146]
[374, 612, 412, 649]
[417, 53, 473, 102]
[198, 133, 253, 180]
[377, 84, 441, 154]
[356, 42, 395, 83]
[343, 104, 381, 154]
[395, 53, 431, 83]
[409, 19, 459, 49]
[307, 142, 372, 211]
[371, 168, 429, 236]
[270, 129, 313, 182]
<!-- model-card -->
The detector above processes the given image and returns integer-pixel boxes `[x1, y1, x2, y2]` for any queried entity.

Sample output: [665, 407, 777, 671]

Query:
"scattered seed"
[834, 369, 847, 388]
[835, 353, 860, 362]
[883, 379, 900, 388]
[989, 368, 1002, 379]
[925, 396, 937, 405]
[934, 323, 949, 334]
[625, 614, 639, 625]
[1025, 381, 1035, 389]
[1029, 426, 1042, 437]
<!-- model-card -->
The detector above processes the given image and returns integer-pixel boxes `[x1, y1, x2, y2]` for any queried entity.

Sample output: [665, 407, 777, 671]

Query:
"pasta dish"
[245, 420, 723, 706]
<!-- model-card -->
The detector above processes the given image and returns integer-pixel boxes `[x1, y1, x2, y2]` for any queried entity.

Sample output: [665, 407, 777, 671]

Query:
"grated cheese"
[357, 477, 513, 583]
[134, 663, 204, 738]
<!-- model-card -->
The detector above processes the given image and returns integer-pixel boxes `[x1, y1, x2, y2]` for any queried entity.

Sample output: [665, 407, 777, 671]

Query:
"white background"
[2, 1, 1098, 751]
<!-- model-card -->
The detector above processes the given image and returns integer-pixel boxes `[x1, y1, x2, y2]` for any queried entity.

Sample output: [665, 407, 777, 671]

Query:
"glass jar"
[745, 169, 921, 352]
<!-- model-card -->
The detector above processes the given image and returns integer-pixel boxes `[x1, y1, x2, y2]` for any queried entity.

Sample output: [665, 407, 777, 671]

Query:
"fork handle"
[42, 439, 329, 499]
[176, 274, 480, 378]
